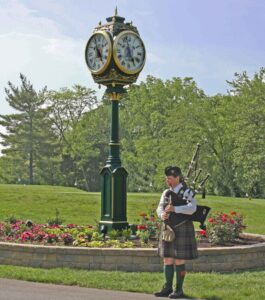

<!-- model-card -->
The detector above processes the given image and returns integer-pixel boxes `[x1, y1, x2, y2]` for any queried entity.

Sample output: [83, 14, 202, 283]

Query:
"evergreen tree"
[0, 74, 49, 184]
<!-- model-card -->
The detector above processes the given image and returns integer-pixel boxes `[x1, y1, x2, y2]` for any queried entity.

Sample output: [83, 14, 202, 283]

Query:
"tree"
[0, 74, 48, 184]
[227, 69, 265, 197]
[45, 85, 100, 189]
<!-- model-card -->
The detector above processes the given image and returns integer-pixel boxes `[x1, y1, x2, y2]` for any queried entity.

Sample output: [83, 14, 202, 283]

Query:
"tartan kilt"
[157, 219, 198, 259]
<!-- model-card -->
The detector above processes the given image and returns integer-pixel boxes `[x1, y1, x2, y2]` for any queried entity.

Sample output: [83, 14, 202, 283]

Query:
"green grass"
[0, 184, 265, 298]
[0, 265, 264, 300]
[0, 184, 264, 234]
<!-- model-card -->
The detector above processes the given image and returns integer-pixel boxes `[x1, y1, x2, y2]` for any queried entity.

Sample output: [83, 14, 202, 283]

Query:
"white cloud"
[0, 0, 99, 117]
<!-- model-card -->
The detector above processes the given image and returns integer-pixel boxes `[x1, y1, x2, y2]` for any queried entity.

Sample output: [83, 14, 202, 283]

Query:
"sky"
[0, 0, 264, 117]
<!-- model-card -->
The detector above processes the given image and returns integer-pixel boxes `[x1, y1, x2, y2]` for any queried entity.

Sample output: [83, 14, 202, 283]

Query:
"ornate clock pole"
[85, 8, 146, 232]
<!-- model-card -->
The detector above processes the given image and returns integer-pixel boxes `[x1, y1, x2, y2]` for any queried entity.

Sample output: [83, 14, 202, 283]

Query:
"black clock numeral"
[118, 55, 122, 59]
[121, 61, 125, 66]
[137, 52, 142, 56]
[135, 57, 140, 63]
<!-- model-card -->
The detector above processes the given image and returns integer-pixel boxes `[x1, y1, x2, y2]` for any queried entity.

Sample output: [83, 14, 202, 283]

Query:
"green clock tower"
[85, 8, 146, 232]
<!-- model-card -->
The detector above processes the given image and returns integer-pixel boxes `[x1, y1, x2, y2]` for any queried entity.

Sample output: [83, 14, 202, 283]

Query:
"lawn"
[0, 184, 264, 234]
[0, 184, 265, 299]
[0, 265, 264, 300]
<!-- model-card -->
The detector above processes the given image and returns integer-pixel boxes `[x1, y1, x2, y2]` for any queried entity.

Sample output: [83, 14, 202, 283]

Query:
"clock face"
[113, 31, 146, 75]
[85, 31, 112, 75]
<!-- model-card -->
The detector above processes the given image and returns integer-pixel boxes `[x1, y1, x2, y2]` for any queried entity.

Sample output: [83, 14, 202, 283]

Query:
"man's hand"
[161, 212, 169, 220]
[165, 204, 175, 213]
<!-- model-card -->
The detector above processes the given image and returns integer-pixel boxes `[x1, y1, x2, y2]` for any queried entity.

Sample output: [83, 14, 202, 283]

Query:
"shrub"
[107, 229, 121, 240]
[46, 208, 64, 226]
[206, 211, 247, 244]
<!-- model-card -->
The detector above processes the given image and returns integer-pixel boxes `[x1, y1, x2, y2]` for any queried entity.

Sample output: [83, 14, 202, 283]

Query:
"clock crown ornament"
[85, 7, 146, 93]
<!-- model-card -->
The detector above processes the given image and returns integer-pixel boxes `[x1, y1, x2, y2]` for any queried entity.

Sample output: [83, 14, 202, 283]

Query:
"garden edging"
[0, 232, 265, 273]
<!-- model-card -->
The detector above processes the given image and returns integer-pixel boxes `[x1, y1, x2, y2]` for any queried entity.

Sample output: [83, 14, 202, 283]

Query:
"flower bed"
[0, 209, 250, 249]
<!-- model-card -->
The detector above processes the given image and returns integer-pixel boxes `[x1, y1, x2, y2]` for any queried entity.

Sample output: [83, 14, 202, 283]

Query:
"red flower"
[229, 219, 235, 224]
[137, 225, 147, 230]
[199, 229, 207, 236]
[231, 211, 237, 215]
[208, 218, 215, 223]
[21, 231, 34, 241]
[66, 224, 76, 228]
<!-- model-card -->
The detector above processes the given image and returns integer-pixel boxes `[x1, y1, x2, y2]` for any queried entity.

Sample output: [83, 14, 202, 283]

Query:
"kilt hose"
[158, 219, 198, 259]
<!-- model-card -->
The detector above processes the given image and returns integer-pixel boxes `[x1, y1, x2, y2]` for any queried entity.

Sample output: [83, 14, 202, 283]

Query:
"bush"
[206, 211, 247, 244]
[46, 208, 64, 226]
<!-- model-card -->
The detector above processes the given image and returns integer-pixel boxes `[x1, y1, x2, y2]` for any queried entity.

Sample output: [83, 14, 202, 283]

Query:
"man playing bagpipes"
[154, 145, 211, 298]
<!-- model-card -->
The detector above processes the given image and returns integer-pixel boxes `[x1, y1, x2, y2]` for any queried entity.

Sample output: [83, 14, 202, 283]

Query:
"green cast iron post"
[99, 91, 128, 232]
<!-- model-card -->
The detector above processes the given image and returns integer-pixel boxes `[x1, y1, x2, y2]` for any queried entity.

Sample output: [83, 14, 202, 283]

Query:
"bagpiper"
[154, 166, 198, 298]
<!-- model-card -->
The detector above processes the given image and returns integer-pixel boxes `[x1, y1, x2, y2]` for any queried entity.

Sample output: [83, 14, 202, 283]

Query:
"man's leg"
[154, 258, 174, 297]
[169, 259, 186, 298]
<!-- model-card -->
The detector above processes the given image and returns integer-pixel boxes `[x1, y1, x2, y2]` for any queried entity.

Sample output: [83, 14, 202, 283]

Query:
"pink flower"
[221, 215, 227, 222]
[208, 218, 215, 223]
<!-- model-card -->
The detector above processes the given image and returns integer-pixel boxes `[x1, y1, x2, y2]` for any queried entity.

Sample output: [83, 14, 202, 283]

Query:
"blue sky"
[0, 0, 264, 117]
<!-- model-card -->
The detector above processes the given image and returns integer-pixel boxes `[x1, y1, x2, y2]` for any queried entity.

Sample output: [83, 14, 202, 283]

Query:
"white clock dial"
[85, 31, 112, 75]
[113, 31, 146, 74]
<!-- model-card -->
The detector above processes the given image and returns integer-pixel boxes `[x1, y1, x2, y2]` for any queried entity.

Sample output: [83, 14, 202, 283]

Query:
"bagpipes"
[165, 143, 211, 230]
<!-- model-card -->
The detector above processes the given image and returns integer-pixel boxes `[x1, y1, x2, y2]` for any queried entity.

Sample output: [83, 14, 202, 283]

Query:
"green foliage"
[107, 229, 121, 240]
[1, 69, 265, 197]
[46, 209, 65, 226]
[207, 211, 246, 244]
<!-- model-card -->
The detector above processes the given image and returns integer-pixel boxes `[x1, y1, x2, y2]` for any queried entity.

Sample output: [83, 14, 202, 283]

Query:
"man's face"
[166, 175, 180, 188]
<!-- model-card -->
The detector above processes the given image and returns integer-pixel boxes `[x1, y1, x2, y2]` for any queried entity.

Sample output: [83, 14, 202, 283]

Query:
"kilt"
[157, 219, 198, 259]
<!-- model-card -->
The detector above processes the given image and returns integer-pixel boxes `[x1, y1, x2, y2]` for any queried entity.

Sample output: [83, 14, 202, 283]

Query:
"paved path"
[0, 278, 202, 300]
[0, 278, 152, 300]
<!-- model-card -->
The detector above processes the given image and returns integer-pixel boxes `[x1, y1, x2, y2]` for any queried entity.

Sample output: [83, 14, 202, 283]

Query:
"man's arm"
[173, 189, 197, 215]
[156, 190, 167, 219]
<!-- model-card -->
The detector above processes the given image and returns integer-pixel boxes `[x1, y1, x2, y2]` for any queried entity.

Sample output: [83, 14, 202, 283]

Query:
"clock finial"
[115, 6, 118, 16]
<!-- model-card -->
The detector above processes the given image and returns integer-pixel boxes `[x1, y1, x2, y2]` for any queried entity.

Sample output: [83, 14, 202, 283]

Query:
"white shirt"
[156, 182, 197, 219]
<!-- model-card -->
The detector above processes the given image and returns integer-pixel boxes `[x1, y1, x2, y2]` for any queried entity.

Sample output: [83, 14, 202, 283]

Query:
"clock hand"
[125, 38, 135, 65]
[95, 39, 103, 62]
